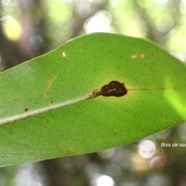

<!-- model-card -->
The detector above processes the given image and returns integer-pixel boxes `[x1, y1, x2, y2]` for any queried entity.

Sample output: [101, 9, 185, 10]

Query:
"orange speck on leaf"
[140, 54, 145, 59]
[131, 54, 138, 59]
[45, 76, 56, 97]
[131, 53, 146, 60]
[61, 143, 79, 154]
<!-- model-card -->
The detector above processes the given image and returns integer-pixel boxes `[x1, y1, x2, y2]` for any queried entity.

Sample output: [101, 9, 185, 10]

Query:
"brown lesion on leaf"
[45, 76, 56, 97]
[50, 100, 54, 104]
[89, 90, 101, 98]
[89, 81, 127, 98]
[131, 53, 146, 60]
[61, 143, 80, 154]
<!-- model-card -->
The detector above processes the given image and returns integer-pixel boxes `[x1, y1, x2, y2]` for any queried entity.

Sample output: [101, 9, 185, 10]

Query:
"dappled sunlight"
[2, 0, 17, 6]
[130, 153, 149, 174]
[145, 173, 171, 186]
[154, 0, 168, 4]
[1, 16, 22, 41]
[98, 148, 115, 159]
[84, 10, 113, 33]
[179, 0, 186, 14]
[138, 140, 157, 159]
[15, 164, 43, 186]
[149, 155, 167, 169]
[91, 175, 115, 186]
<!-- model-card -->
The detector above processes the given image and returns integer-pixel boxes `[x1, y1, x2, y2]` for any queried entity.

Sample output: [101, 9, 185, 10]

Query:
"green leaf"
[0, 33, 186, 167]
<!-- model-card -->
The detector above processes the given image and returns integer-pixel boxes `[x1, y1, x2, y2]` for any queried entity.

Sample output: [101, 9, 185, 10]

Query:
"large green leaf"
[0, 33, 186, 167]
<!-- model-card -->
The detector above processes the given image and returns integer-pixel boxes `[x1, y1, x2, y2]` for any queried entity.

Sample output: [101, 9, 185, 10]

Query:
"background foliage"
[0, 0, 186, 186]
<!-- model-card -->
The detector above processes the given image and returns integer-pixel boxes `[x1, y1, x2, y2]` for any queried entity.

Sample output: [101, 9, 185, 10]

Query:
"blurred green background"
[0, 0, 186, 185]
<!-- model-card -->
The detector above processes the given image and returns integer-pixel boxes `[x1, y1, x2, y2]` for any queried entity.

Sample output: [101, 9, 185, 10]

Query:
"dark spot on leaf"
[50, 101, 54, 104]
[89, 81, 127, 98]
[100, 81, 127, 97]
[24, 108, 29, 112]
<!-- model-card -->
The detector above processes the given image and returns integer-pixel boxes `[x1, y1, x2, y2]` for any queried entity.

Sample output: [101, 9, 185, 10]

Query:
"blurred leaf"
[0, 33, 186, 167]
